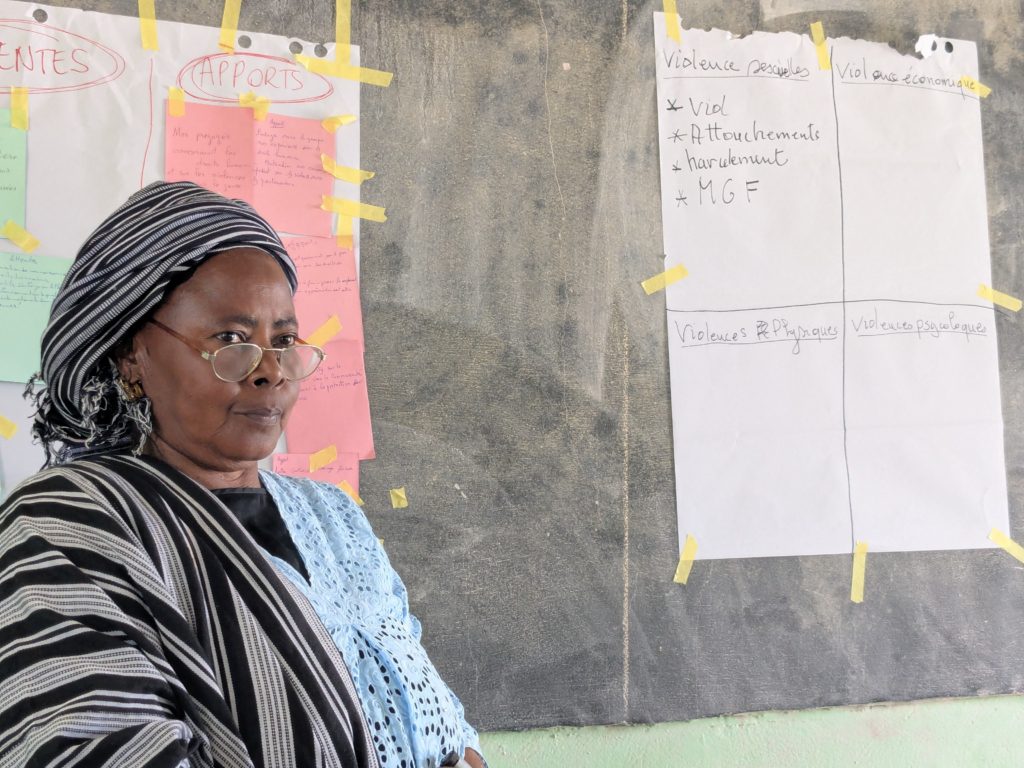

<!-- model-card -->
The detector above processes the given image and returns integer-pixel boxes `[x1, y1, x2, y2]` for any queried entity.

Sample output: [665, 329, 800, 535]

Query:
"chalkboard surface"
[23, 0, 1024, 731]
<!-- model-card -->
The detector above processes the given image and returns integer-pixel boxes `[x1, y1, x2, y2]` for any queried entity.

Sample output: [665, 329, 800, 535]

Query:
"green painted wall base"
[479, 696, 1022, 767]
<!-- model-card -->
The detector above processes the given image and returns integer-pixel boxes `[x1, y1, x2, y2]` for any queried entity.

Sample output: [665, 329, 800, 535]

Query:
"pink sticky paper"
[253, 114, 333, 236]
[285, 337, 375, 459]
[288, 236, 364, 343]
[165, 102, 253, 199]
[165, 103, 331, 236]
[272, 451, 359, 493]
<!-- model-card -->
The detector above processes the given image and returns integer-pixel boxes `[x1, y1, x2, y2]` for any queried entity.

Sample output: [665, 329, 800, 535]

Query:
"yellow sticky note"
[663, 0, 681, 43]
[321, 196, 387, 223]
[239, 91, 270, 120]
[10, 87, 28, 131]
[960, 75, 992, 98]
[321, 154, 375, 184]
[294, 55, 394, 87]
[850, 541, 868, 603]
[168, 87, 185, 117]
[390, 487, 408, 509]
[810, 21, 831, 70]
[989, 529, 1024, 565]
[978, 283, 1022, 312]
[673, 534, 698, 584]
[337, 480, 364, 506]
[138, 0, 158, 50]
[0, 414, 16, 439]
[307, 314, 343, 348]
[309, 444, 337, 473]
[2, 220, 39, 253]
[219, 0, 241, 53]
[335, 0, 352, 65]
[641, 263, 688, 295]
[336, 216, 354, 249]
[322, 114, 358, 133]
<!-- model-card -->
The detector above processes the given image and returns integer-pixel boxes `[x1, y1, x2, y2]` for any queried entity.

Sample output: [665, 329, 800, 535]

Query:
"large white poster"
[0, 1, 368, 496]
[653, 17, 1009, 559]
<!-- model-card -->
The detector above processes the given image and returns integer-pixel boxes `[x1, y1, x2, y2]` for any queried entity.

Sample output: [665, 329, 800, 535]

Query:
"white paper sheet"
[653, 18, 1008, 559]
[0, 2, 362, 494]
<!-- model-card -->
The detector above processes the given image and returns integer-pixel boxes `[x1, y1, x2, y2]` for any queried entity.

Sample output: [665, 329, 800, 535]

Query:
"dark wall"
[24, 0, 1024, 731]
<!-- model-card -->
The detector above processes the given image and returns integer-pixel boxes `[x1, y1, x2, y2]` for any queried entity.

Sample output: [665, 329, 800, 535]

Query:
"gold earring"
[117, 377, 144, 402]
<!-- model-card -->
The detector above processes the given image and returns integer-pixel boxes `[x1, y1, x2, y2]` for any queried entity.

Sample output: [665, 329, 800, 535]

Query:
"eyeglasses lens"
[281, 346, 323, 380]
[212, 344, 323, 382]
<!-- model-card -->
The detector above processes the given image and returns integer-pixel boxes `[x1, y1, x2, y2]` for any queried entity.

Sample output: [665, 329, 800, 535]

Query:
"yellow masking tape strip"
[10, 87, 28, 130]
[641, 263, 688, 295]
[295, 55, 394, 87]
[321, 195, 387, 222]
[336, 216, 354, 249]
[960, 75, 992, 98]
[2, 220, 39, 252]
[219, 0, 241, 53]
[337, 480, 363, 505]
[978, 283, 1022, 312]
[168, 87, 185, 117]
[321, 154, 375, 184]
[239, 91, 270, 120]
[138, 0, 158, 50]
[0, 414, 16, 439]
[335, 0, 351, 64]
[671, 536, 696, 581]
[673, 534, 698, 584]
[810, 22, 831, 70]
[309, 444, 337, 473]
[390, 487, 408, 509]
[989, 529, 1024, 565]
[663, 0, 681, 43]
[307, 314, 343, 348]
[322, 114, 358, 133]
[850, 541, 868, 603]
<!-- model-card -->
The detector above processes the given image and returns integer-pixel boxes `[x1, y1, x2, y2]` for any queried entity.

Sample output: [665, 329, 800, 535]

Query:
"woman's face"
[119, 247, 300, 480]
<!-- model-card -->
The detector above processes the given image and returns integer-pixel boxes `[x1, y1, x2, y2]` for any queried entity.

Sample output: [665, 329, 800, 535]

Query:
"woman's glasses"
[148, 319, 325, 383]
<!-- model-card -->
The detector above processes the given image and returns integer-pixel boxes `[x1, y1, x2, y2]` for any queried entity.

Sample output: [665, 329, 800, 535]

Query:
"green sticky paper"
[0, 252, 70, 383]
[0, 109, 26, 228]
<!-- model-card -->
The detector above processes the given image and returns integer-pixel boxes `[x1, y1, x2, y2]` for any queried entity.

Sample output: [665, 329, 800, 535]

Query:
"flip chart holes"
[314, 43, 329, 57]
[945, 41, 953, 53]
[32, 8, 47, 22]
[289, 41, 303, 54]
[237, 34, 251, 49]
[931, 40, 937, 51]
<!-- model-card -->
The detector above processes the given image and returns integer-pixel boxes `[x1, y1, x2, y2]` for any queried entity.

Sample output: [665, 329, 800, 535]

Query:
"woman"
[0, 182, 485, 768]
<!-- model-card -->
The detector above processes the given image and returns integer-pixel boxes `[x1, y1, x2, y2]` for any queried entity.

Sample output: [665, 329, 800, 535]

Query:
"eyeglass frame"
[147, 318, 326, 383]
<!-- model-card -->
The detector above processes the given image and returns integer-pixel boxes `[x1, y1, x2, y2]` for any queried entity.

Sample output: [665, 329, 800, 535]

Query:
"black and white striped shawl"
[0, 454, 378, 768]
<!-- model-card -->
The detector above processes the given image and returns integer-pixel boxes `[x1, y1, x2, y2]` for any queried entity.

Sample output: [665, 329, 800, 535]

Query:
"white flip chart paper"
[653, 18, 1008, 559]
[0, 1, 363, 495]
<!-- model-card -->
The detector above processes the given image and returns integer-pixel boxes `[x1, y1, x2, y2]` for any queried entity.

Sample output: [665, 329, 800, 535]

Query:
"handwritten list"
[0, 108, 26, 232]
[282, 235, 374, 461]
[654, 21, 1008, 559]
[289, 235, 364, 342]
[0, 252, 71, 382]
[285, 338, 375, 460]
[165, 102, 331, 236]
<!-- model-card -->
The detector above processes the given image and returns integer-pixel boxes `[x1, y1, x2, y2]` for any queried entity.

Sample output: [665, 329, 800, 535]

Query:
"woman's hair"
[28, 181, 297, 466]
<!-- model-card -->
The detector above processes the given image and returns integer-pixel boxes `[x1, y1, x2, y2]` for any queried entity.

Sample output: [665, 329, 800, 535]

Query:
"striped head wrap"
[28, 181, 297, 464]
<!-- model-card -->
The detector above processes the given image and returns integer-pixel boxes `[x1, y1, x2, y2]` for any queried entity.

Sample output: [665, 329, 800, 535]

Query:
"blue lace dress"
[257, 471, 481, 768]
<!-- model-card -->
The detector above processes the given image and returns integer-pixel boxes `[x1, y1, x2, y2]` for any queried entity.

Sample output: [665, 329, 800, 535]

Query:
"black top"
[212, 487, 311, 583]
